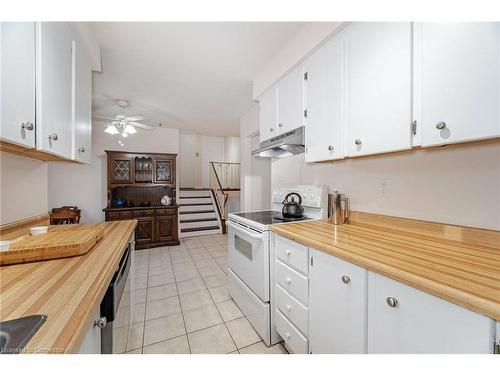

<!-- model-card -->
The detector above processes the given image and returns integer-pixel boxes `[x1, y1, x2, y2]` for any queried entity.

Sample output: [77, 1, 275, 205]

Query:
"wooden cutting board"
[0, 225, 104, 265]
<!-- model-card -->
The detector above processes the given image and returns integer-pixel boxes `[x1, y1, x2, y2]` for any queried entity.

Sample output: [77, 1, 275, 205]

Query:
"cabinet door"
[367, 272, 495, 353]
[77, 307, 102, 354]
[346, 22, 412, 157]
[419, 23, 500, 147]
[304, 35, 344, 162]
[72, 38, 92, 163]
[110, 158, 134, 184]
[258, 87, 277, 142]
[0, 22, 36, 148]
[36, 22, 74, 159]
[154, 159, 174, 183]
[276, 66, 304, 134]
[156, 215, 177, 242]
[135, 217, 154, 246]
[309, 249, 367, 353]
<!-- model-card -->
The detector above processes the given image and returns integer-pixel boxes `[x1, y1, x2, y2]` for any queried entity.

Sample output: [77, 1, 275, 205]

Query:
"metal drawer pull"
[285, 304, 292, 312]
[285, 249, 291, 256]
[386, 297, 398, 308]
[435, 121, 446, 130]
[285, 333, 291, 339]
[48, 133, 58, 141]
[285, 277, 292, 285]
[341, 275, 350, 284]
[21, 122, 34, 131]
[94, 316, 107, 328]
[328, 145, 334, 151]
[278, 122, 283, 128]
[354, 139, 362, 145]
[78, 147, 85, 153]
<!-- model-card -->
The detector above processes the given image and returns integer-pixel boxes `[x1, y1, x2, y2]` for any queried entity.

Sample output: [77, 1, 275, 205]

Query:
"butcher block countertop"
[270, 213, 500, 321]
[0, 220, 137, 353]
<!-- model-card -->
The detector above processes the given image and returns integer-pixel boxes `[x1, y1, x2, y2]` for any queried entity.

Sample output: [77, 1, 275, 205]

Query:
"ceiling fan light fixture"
[105, 124, 119, 135]
[124, 124, 137, 134]
[122, 132, 128, 138]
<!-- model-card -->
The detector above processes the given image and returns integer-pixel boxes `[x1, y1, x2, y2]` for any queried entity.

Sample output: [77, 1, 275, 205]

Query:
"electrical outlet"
[379, 179, 389, 197]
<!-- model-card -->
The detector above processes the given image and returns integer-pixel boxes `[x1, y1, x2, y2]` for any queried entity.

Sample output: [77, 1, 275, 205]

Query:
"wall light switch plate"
[379, 179, 390, 197]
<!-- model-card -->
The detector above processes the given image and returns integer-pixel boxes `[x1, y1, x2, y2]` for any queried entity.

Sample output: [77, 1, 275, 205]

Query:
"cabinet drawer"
[108, 211, 133, 219]
[133, 209, 155, 217]
[275, 234, 309, 274]
[276, 259, 309, 306]
[275, 284, 308, 336]
[156, 208, 176, 216]
[275, 309, 308, 354]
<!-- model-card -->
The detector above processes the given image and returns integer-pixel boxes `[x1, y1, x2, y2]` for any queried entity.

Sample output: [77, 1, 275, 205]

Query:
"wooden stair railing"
[209, 161, 240, 234]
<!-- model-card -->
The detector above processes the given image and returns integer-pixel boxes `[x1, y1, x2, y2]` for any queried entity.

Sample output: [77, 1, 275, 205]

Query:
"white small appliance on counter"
[227, 185, 328, 346]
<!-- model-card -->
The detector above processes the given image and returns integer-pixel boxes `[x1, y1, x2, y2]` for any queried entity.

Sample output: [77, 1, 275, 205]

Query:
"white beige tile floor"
[124, 234, 287, 354]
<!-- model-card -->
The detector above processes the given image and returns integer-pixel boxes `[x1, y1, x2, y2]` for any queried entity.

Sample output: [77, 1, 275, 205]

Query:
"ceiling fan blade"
[129, 122, 155, 131]
[93, 114, 117, 121]
[126, 115, 147, 122]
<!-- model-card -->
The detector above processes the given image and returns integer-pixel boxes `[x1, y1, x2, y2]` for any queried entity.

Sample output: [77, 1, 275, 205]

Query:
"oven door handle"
[228, 221, 263, 240]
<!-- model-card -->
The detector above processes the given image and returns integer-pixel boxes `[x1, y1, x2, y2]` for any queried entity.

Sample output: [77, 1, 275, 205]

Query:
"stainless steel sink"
[0, 315, 46, 354]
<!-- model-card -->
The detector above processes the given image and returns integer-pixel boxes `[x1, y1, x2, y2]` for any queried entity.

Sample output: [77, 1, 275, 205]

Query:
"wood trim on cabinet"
[0, 140, 76, 162]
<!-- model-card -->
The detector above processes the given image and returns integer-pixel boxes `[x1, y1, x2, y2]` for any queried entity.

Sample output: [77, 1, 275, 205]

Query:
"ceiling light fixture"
[122, 132, 128, 138]
[105, 124, 119, 135]
[124, 124, 137, 134]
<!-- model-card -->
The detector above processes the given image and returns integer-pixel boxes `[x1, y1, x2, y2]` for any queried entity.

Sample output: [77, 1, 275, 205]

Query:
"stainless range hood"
[251, 126, 305, 158]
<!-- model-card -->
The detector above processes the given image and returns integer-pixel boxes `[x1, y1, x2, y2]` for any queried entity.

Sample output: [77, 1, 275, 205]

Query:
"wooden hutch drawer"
[107, 210, 133, 219]
[134, 209, 155, 217]
[156, 208, 177, 216]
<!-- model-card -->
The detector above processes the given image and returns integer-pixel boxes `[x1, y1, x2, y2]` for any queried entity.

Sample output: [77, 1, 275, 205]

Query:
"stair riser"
[179, 197, 212, 205]
[179, 190, 211, 198]
[179, 212, 216, 220]
[180, 221, 219, 229]
[180, 229, 221, 238]
[179, 205, 214, 213]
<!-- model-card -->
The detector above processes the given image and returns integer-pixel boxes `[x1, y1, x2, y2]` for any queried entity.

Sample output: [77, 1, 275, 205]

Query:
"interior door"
[179, 133, 196, 188]
[0, 22, 36, 148]
[419, 23, 500, 147]
[346, 22, 412, 157]
[304, 34, 344, 162]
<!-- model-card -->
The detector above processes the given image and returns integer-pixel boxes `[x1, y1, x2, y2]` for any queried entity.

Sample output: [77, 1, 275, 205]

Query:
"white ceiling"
[88, 22, 304, 136]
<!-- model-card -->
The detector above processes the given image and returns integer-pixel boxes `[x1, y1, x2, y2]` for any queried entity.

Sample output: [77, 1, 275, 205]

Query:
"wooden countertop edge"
[270, 224, 500, 321]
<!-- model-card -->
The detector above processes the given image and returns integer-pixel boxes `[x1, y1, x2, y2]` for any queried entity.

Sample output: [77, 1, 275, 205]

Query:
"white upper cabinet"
[36, 22, 74, 159]
[309, 248, 368, 354]
[0, 22, 36, 148]
[259, 86, 277, 143]
[345, 22, 413, 157]
[367, 272, 495, 354]
[72, 37, 92, 164]
[304, 35, 344, 162]
[418, 23, 500, 147]
[276, 66, 305, 135]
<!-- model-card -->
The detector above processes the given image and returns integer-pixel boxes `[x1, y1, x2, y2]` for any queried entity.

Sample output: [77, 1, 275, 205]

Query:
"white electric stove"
[227, 185, 328, 346]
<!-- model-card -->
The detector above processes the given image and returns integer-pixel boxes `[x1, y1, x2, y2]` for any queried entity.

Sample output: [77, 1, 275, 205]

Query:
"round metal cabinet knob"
[269, 128, 274, 132]
[354, 139, 362, 145]
[435, 121, 447, 130]
[328, 145, 334, 151]
[286, 304, 292, 312]
[285, 277, 292, 285]
[285, 333, 291, 339]
[386, 297, 398, 308]
[94, 316, 107, 328]
[278, 123, 284, 128]
[48, 133, 58, 141]
[285, 249, 292, 256]
[78, 147, 85, 153]
[21, 122, 34, 131]
[341, 275, 351, 284]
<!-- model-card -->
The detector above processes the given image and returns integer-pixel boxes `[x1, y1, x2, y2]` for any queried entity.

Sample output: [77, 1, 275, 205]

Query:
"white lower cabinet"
[367, 272, 496, 354]
[308, 248, 368, 353]
[77, 306, 102, 354]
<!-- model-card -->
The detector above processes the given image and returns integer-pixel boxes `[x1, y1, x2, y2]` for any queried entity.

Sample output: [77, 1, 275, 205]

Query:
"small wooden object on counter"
[104, 150, 179, 248]
[270, 211, 500, 321]
[0, 225, 104, 265]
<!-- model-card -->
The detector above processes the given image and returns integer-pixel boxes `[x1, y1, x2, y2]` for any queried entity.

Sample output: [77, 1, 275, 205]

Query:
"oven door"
[228, 220, 269, 302]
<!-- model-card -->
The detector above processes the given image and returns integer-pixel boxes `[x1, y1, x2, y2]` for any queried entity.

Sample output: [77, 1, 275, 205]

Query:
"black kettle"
[282, 192, 304, 218]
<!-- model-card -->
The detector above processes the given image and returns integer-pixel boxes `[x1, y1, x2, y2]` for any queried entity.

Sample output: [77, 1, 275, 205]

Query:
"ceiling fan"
[93, 99, 154, 145]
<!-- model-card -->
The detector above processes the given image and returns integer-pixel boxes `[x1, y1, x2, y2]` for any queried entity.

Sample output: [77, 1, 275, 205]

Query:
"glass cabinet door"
[111, 158, 134, 183]
[154, 159, 173, 183]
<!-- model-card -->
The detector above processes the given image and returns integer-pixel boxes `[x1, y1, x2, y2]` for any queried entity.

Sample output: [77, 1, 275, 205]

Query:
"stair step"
[179, 189, 212, 198]
[180, 220, 220, 229]
[181, 225, 220, 233]
[180, 228, 221, 238]
[179, 197, 212, 205]
[179, 205, 214, 213]
[179, 212, 216, 220]
[180, 218, 218, 223]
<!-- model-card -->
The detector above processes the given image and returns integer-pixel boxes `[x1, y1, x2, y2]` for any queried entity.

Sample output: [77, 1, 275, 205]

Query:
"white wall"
[0, 152, 48, 224]
[240, 105, 272, 212]
[179, 132, 196, 188]
[224, 137, 240, 163]
[271, 142, 500, 230]
[200, 135, 225, 188]
[253, 22, 343, 99]
[47, 123, 179, 223]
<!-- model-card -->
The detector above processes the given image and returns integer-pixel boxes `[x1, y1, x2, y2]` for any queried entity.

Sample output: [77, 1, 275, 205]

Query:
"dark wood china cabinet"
[103, 151, 179, 248]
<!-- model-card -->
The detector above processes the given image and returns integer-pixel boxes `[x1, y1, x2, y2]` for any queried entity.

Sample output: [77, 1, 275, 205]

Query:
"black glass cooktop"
[233, 211, 310, 225]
